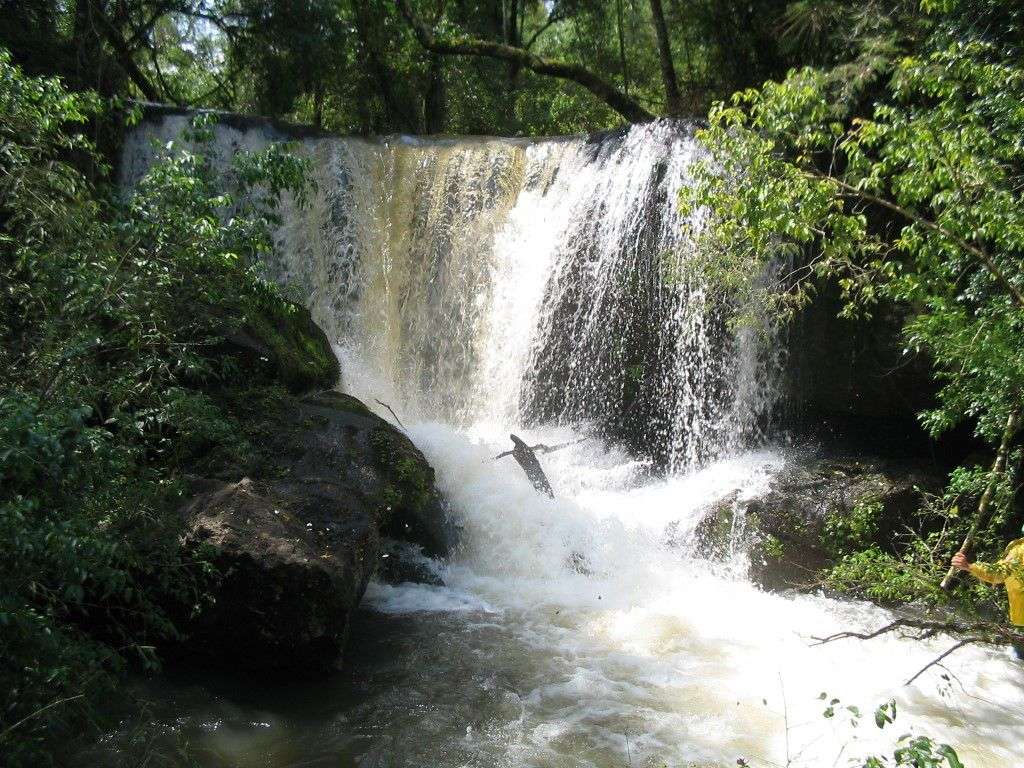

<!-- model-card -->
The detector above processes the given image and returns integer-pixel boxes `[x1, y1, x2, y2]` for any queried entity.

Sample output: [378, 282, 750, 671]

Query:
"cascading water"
[235, 121, 777, 469]
[115, 114, 1024, 767]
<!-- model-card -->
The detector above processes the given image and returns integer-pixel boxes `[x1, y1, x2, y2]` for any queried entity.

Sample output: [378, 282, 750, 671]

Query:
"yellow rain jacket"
[968, 537, 1024, 625]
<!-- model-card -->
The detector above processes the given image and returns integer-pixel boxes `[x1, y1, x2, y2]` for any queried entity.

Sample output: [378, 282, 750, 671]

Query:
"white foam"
[364, 581, 497, 615]
[399, 420, 1024, 768]
[122, 116, 1024, 766]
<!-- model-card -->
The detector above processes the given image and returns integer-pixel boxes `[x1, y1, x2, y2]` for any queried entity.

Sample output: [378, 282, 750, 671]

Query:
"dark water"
[74, 609, 590, 768]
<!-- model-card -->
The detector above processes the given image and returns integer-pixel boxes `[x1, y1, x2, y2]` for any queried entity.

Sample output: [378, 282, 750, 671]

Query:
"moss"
[368, 427, 435, 520]
[307, 390, 375, 417]
[205, 384, 300, 478]
[823, 498, 884, 558]
[243, 299, 339, 394]
[762, 533, 785, 560]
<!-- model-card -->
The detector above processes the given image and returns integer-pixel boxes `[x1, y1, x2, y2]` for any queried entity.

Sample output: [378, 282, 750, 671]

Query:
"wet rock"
[788, 284, 935, 427]
[699, 455, 946, 592]
[376, 539, 445, 586]
[179, 476, 372, 671]
[178, 391, 455, 671]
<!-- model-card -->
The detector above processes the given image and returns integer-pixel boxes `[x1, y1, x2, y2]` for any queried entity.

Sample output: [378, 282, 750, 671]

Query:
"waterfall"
[123, 113, 779, 471]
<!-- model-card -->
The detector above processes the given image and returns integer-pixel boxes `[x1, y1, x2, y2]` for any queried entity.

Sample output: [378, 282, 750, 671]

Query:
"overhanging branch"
[86, 0, 160, 101]
[810, 170, 1024, 311]
[395, 0, 654, 123]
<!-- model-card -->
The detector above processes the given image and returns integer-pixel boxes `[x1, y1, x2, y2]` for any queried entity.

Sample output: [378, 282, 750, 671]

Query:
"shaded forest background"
[3, 0, 826, 135]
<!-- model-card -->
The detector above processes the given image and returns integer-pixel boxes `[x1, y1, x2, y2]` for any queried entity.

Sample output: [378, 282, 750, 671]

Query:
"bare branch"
[524, 12, 564, 50]
[126, 0, 179, 49]
[812, 617, 1024, 686]
[149, 45, 186, 107]
[0, 695, 84, 741]
[374, 399, 407, 431]
[395, 0, 654, 123]
[904, 639, 976, 686]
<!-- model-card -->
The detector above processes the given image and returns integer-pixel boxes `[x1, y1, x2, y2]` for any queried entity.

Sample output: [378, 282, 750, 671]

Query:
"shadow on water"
[74, 608, 576, 768]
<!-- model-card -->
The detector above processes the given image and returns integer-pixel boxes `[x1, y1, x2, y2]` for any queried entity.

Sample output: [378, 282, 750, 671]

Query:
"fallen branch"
[812, 617, 1024, 686]
[495, 434, 555, 497]
[375, 399, 407, 431]
[495, 436, 591, 459]
[904, 639, 977, 687]
[533, 437, 593, 455]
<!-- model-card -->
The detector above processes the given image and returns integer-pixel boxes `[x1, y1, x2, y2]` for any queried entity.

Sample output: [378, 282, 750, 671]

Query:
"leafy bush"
[684, 0, 1024, 615]
[824, 498, 884, 557]
[0, 49, 313, 763]
[822, 482, 1009, 614]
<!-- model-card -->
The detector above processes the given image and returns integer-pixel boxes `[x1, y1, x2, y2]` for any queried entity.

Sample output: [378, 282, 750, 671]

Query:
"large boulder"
[178, 390, 455, 671]
[179, 476, 373, 670]
[697, 455, 946, 591]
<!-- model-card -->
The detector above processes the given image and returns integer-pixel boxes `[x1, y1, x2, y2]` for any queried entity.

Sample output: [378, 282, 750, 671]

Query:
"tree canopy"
[1, 0, 800, 134]
[684, 0, 1024, 613]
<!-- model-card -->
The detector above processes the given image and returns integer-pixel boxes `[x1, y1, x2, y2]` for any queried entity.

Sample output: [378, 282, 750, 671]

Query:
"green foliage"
[827, 544, 953, 605]
[825, 498, 884, 556]
[685, 2, 1024, 613]
[0, 0, 807, 135]
[686, 8, 1024, 442]
[761, 532, 785, 560]
[811, 694, 964, 768]
[822, 483, 1009, 612]
[0, 50, 316, 763]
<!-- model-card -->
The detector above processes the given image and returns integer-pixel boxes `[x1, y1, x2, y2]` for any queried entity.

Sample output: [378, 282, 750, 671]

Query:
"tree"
[646, 0, 681, 115]
[395, 0, 654, 122]
[2, 0, 809, 134]
[0, 50, 314, 763]
[683, 0, 1024, 605]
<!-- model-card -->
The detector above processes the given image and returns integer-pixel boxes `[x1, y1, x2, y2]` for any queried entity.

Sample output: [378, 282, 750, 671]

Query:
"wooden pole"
[941, 410, 1020, 589]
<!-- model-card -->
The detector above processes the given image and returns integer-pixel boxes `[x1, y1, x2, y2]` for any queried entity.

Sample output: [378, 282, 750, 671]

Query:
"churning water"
[113, 116, 1024, 767]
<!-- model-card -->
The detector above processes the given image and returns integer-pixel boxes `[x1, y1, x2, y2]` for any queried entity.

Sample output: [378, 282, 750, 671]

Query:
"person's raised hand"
[951, 551, 971, 571]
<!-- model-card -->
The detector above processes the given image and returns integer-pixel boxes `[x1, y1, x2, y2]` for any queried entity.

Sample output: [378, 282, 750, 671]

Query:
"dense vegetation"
[0, 51, 333, 763]
[684, 0, 1024, 616]
[3, 0, 801, 135]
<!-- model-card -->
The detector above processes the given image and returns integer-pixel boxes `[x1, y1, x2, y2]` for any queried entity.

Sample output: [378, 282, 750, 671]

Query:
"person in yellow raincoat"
[952, 535, 1024, 658]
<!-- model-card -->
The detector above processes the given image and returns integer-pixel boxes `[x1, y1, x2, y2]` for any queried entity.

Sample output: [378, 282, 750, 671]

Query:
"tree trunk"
[616, 0, 630, 95]
[647, 0, 681, 116]
[353, 0, 418, 132]
[312, 85, 324, 129]
[424, 54, 447, 134]
[83, 0, 160, 101]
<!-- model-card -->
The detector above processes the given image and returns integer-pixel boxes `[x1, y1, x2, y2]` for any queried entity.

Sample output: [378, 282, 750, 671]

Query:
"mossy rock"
[227, 299, 339, 395]
[177, 390, 457, 672]
[690, 455, 946, 593]
[253, 389, 456, 558]
[367, 424, 446, 552]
